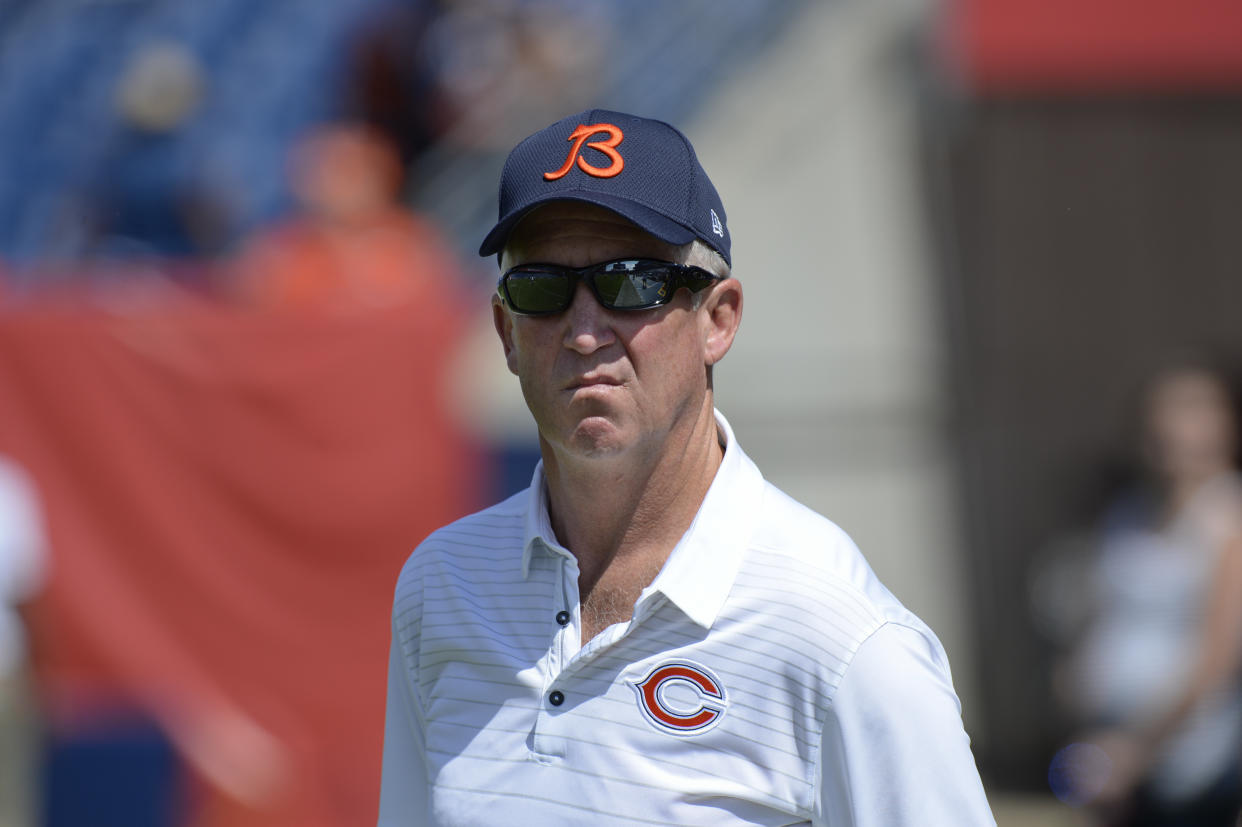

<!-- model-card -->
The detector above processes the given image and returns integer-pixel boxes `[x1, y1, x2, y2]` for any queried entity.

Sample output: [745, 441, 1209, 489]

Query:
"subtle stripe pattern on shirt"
[387, 481, 943, 824]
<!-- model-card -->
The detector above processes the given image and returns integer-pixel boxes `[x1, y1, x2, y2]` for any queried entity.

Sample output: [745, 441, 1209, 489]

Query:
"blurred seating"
[0, 0, 805, 274]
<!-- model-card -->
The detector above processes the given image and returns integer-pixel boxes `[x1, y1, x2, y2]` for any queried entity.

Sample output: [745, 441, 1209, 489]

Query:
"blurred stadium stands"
[0, 0, 367, 261]
[0, 0, 804, 273]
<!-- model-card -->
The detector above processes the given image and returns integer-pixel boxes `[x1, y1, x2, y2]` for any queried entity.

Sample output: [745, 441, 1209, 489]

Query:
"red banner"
[0, 296, 485, 826]
[946, 0, 1242, 92]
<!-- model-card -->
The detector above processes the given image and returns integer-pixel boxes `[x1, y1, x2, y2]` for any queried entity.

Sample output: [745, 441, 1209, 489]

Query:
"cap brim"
[478, 193, 697, 259]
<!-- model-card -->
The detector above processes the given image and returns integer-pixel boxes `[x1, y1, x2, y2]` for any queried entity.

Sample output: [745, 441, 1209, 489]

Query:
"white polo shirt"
[379, 412, 994, 826]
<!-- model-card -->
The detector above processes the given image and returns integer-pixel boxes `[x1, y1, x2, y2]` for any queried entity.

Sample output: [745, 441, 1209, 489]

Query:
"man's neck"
[540, 400, 724, 598]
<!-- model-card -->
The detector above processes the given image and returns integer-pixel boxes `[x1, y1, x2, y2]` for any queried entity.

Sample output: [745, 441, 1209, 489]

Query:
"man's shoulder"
[394, 488, 529, 594]
[752, 480, 856, 554]
[715, 476, 951, 704]
[749, 480, 869, 583]
[745, 479, 927, 633]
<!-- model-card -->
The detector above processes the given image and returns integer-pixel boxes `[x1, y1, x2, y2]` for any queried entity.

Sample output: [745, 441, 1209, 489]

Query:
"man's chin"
[564, 416, 631, 458]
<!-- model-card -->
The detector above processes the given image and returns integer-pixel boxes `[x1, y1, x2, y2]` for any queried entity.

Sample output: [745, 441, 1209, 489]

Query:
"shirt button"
[555, 610, 570, 626]
[548, 690, 565, 707]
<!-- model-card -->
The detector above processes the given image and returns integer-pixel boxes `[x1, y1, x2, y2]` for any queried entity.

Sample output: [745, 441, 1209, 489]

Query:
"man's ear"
[701, 278, 742, 367]
[492, 295, 520, 376]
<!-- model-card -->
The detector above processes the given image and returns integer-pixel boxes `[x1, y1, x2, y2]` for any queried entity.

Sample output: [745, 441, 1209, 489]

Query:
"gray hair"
[680, 239, 730, 279]
[679, 239, 730, 309]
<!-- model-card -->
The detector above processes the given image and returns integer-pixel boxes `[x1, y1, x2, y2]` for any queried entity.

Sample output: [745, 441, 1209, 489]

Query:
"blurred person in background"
[66, 40, 235, 266]
[0, 456, 47, 827]
[1056, 359, 1242, 826]
[343, 0, 449, 171]
[230, 122, 461, 310]
[418, 0, 609, 151]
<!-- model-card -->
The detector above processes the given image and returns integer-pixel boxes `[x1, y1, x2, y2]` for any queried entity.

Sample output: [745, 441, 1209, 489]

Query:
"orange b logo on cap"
[544, 123, 625, 181]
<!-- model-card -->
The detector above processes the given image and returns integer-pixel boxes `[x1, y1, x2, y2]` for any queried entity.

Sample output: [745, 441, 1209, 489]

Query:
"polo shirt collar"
[520, 410, 764, 629]
[521, 463, 567, 577]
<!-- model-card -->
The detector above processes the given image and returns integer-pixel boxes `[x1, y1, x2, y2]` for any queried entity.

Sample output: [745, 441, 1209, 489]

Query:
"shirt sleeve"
[815, 622, 995, 826]
[377, 622, 430, 825]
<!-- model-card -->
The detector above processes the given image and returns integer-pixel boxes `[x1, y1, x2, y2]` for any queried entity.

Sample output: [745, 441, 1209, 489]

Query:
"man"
[379, 109, 994, 825]
[0, 456, 45, 827]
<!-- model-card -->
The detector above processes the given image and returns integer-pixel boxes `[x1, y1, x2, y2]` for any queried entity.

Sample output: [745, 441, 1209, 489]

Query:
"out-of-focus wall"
[697, 0, 983, 746]
[933, 0, 1242, 794]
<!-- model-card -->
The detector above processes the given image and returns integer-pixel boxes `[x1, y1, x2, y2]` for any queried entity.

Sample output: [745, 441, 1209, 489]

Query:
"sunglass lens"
[593, 269, 670, 309]
[505, 272, 573, 313]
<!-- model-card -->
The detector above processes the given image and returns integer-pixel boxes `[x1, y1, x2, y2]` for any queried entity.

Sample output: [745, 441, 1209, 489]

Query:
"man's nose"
[562, 280, 615, 354]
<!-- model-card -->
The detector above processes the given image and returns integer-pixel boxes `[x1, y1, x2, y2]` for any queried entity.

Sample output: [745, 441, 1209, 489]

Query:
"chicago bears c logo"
[630, 661, 727, 735]
[543, 123, 625, 180]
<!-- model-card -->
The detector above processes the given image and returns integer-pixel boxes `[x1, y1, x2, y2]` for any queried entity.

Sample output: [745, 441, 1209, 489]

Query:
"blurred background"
[1, 0, 1241, 825]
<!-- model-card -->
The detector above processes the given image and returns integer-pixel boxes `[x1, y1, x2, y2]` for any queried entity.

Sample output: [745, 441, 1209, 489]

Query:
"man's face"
[493, 203, 723, 463]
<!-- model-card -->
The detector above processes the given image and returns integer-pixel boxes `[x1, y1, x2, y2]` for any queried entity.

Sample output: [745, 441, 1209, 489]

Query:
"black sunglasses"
[498, 258, 722, 316]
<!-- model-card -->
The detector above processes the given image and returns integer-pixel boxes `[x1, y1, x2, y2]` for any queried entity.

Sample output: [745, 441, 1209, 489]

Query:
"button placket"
[530, 555, 577, 762]
[547, 565, 575, 710]
[548, 554, 573, 674]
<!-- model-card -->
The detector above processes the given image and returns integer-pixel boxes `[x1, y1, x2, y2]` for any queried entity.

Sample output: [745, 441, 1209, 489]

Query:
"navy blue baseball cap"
[479, 109, 730, 266]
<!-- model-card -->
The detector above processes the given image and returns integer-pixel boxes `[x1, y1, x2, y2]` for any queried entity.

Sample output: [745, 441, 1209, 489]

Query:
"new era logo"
[710, 209, 724, 238]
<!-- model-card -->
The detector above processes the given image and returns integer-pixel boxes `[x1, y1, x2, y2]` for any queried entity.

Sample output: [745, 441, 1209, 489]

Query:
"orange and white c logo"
[630, 661, 727, 735]
[544, 123, 625, 181]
